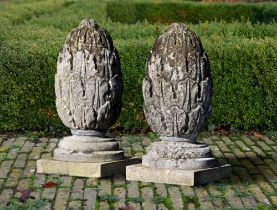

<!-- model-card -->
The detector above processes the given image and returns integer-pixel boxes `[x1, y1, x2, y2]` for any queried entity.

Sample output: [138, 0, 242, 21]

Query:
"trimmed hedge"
[107, 1, 277, 24]
[0, 0, 277, 131]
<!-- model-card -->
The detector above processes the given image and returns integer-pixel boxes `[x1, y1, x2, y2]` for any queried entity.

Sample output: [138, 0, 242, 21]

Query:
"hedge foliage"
[0, 0, 277, 132]
[107, 1, 277, 24]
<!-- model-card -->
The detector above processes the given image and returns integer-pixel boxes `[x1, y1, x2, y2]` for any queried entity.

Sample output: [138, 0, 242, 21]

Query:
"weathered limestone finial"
[127, 23, 231, 186]
[37, 19, 139, 177]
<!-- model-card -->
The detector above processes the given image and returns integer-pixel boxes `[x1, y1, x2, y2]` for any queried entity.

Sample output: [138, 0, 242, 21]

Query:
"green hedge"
[107, 1, 277, 24]
[0, 0, 277, 132]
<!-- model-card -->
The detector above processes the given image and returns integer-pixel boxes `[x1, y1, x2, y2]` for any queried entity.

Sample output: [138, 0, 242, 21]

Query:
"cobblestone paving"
[0, 133, 276, 209]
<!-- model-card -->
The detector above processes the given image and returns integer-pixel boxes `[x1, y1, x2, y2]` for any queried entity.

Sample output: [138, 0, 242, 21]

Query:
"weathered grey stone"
[143, 23, 211, 141]
[55, 19, 122, 131]
[142, 141, 215, 169]
[126, 164, 231, 186]
[37, 157, 140, 178]
[37, 19, 138, 177]
[52, 19, 124, 163]
[127, 23, 231, 185]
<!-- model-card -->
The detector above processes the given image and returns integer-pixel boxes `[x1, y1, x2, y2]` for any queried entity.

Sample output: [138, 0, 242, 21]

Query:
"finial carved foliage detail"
[143, 23, 212, 140]
[55, 19, 123, 131]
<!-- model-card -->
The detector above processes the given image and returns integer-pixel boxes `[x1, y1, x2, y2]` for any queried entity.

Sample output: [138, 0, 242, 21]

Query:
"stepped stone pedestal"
[37, 19, 139, 177]
[126, 23, 231, 185]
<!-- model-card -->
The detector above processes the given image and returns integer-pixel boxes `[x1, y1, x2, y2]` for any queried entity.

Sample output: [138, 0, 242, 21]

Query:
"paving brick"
[225, 186, 244, 209]
[240, 159, 259, 174]
[45, 142, 57, 153]
[33, 174, 46, 188]
[7, 148, 18, 159]
[264, 159, 277, 174]
[99, 178, 112, 195]
[123, 147, 132, 157]
[187, 203, 196, 210]
[168, 187, 184, 210]
[221, 136, 235, 145]
[257, 165, 277, 183]
[5, 168, 22, 187]
[241, 196, 257, 209]
[251, 146, 266, 157]
[86, 177, 97, 187]
[202, 137, 213, 145]
[99, 201, 110, 209]
[127, 181, 139, 197]
[84, 188, 97, 210]
[254, 175, 275, 193]
[233, 167, 253, 181]
[14, 153, 27, 168]
[157, 203, 168, 210]
[56, 175, 71, 187]
[68, 200, 82, 210]
[194, 187, 214, 209]
[242, 135, 255, 146]
[0, 189, 13, 207]
[113, 174, 125, 186]
[155, 183, 167, 197]
[249, 184, 271, 206]
[71, 179, 84, 200]
[134, 152, 144, 158]
[132, 141, 144, 152]
[245, 151, 264, 165]
[260, 135, 275, 145]
[22, 160, 36, 177]
[236, 141, 251, 151]
[54, 187, 70, 210]
[210, 145, 224, 158]
[29, 146, 42, 160]
[50, 138, 59, 143]
[216, 141, 230, 152]
[114, 187, 126, 209]
[0, 160, 13, 178]
[142, 137, 152, 147]
[207, 184, 221, 197]
[141, 187, 156, 210]
[42, 187, 57, 200]
[257, 141, 272, 151]
[270, 196, 277, 206]
[17, 178, 30, 189]
[224, 153, 240, 165]
[41, 152, 51, 159]
[20, 141, 34, 153]
[180, 185, 195, 197]
[233, 147, 247, 159]
[2, 138, 15, 147]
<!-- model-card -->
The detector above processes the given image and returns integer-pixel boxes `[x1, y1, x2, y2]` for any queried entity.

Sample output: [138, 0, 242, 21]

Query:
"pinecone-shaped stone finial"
[55, 19, 123, 134]
[143, 23, 212, 142]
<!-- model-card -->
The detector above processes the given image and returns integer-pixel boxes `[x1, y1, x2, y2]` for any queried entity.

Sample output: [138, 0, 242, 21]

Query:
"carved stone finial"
[141, 23, 215, 170]
[55, 19, 122, 134]
[143, 22, 212, 142]
[127, 23, 231, 185]
[54, 19, 124, 162]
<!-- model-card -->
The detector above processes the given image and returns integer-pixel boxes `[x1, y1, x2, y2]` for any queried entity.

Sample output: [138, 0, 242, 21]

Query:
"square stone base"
[126, 164, 231, 186]
[37, 158, 140, 178]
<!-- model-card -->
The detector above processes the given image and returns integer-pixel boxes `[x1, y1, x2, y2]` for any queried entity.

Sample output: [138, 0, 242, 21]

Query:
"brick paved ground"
[0, 132, 276, 209]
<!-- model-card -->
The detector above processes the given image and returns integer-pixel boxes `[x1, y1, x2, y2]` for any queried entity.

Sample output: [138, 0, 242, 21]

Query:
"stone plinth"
[126, 163, 231, 186]
[126, 23, 231, 185]
[38, 158, 140, 178]
[36, 19, 138, 178]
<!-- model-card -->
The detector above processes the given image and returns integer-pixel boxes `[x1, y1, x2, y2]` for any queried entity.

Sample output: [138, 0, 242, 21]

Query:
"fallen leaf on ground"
[253, 131, 263, 138]
[13, 189, 35, 202]
[42, 181, 58, 188]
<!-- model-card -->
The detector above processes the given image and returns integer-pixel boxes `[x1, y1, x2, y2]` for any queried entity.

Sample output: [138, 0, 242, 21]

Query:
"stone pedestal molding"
[37, 19, 139, 177]
[126, 23, 231, 185]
